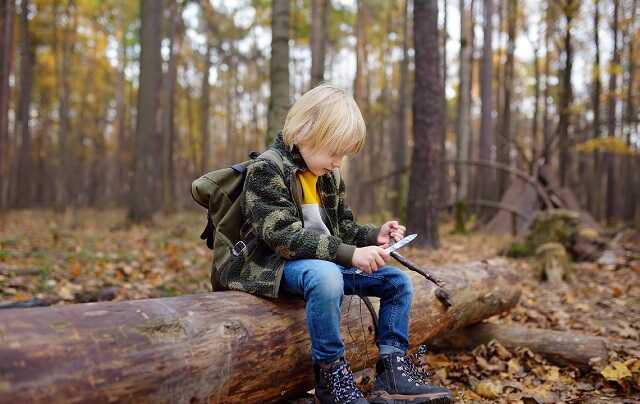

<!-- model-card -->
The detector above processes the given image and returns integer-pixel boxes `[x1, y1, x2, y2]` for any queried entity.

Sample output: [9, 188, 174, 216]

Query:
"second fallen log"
[429, 323, 640, 370]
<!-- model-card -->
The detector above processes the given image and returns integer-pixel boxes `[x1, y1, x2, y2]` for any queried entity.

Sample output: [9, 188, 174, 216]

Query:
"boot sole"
[369, 390, 453, 404]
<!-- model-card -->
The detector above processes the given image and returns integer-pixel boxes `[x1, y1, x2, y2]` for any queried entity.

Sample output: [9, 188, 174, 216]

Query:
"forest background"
[0, 0, 637, 239]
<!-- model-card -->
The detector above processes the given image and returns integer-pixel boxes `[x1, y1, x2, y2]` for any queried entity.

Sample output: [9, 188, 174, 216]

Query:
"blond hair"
[282, 83, 366, 156]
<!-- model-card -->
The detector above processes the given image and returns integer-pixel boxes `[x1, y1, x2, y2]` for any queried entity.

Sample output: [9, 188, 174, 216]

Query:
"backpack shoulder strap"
[258, 149, 285, 175]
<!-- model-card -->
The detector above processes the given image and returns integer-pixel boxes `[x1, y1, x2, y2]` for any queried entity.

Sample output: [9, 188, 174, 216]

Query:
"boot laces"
[397, 345, 432, 384]
[322, 361, 364, 403]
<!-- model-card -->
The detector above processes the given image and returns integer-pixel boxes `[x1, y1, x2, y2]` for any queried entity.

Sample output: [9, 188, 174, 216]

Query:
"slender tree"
[497, 0, 516, 197]
[624, 0, 638, 221]
[392, 0, 410, 218]
[129, 0, 163, 222]
[0, 0, 15, 209]
[590, 0, 602, 217]
[407, 0, 444, 249]
[605, 0, 620, 222]
[455, 0, 472, 201]
[115, 3, 129, 205]
[478, 0, 494, 205]
[531, 21, 542, 172]
[542, 2, 552, 163]
[558, 0, 577, 188]
[13, 0, 34, 208]
[266, 0, 290, 145]
[310, 0, 329, 87]
[162, 0, 182, 212]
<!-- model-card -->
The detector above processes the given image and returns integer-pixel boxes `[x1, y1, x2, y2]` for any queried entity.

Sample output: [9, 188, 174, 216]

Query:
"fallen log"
[428, 323, 640, 370]
[0, 258, 520, 404]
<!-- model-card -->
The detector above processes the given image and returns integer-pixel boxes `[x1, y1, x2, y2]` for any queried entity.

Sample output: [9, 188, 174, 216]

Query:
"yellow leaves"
[601, 361, 632, 381]
[575, 137, 636, 155]
[69, 260, 82, 278]
[474, 380, 502, 399]
[608, 63, 624, 76]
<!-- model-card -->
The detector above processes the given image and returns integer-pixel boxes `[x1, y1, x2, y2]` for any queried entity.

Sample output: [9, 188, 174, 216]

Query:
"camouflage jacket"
[229, 133, 380, 298]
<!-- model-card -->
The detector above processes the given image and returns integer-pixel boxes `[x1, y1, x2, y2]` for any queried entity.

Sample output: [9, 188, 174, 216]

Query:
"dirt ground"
[1, 209, 638, 403]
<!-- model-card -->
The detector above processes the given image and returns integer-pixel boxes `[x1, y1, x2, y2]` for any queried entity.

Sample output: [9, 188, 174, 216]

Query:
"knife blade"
[384, 233, 417, 254]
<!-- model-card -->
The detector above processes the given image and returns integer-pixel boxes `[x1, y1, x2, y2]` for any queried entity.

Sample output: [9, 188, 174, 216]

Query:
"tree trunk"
[115, 6, 129, 206]
[558, 0, 576, 188]
[55, 1, 76, 210]
[225, 50, 236, 164]
[391, 0, 410, 219]
[310, 0, 328, 87]
[407, 0, 444, 249]
[591, 0, 602, 219]
[455, 0, 471, 201]
[542, 3, 552, 164]
[429, 323, 640, 370]
[0, 259, 520, 403]
[0, 0, 15, 210]
[439, 0, 449, 208]
[13, 0, 34, 208]
[478, 0, 494, 207]
[201, 44, 212, 173]
[624, 0, 637, 221]
[605, 0, 620, 223]
[162, 0, 180, 212]
[266, 0, 290, 145]
[497, 0, 516, 199]
[350, 0, 369, 213]
[531, 26, 541, 173]
[129, 0, 163, 222]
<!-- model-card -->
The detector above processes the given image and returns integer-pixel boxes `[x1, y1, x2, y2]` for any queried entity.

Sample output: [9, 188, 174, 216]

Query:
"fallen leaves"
[2, 212, 640, 402]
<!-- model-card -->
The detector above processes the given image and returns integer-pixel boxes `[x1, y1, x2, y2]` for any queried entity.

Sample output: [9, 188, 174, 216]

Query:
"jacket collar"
[271, 132, 309, 172]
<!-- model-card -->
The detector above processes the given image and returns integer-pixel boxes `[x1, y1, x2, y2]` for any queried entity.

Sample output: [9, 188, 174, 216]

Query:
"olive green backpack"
[191, 150, 285, 291]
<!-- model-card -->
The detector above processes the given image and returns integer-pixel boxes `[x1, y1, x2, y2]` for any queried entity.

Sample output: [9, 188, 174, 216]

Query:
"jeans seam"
[342, 267, 404, 349]
[382, 276, 401, 349]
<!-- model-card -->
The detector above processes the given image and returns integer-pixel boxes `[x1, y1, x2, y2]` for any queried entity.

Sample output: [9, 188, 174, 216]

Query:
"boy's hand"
[352, 246, 389, 273]
[377, 220, 406, 248]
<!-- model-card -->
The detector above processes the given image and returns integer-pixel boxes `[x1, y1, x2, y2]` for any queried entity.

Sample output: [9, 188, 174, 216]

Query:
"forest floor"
[0, 209, 638, 403]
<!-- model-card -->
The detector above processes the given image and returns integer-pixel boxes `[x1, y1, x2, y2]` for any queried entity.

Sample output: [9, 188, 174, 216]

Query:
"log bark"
[429, 323, 640, 370]
[0, 259, 520, 403]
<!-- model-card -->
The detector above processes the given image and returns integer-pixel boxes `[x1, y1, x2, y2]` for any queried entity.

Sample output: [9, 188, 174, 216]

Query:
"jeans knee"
[304, 260, 344, 301]
[394, 269, 414, 297]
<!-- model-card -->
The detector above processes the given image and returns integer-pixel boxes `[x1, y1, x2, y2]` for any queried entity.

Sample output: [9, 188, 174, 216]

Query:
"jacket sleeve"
[243, 160, 356, 267]
[335, 175, 380, 247]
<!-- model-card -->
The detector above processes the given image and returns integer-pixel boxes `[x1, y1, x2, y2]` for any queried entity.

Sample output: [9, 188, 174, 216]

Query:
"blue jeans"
[281, 259, 414, 364]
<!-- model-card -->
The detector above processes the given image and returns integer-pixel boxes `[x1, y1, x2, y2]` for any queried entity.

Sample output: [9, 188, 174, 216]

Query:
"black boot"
[369, 346, 453, 404]
[313, 357, 369, 404]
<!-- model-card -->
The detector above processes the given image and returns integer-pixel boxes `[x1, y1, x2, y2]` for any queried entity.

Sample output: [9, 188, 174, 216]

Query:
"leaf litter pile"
[1, 210, 639, 403]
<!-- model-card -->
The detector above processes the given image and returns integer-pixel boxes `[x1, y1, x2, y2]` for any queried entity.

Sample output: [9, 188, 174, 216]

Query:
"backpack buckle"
[232, 241, 247, 257]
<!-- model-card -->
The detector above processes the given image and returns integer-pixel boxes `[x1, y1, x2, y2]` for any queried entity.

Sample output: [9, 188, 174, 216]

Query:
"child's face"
[297, 142, 345, 176]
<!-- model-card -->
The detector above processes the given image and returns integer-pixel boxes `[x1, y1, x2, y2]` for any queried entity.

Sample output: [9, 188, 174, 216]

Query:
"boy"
[237, 84, 452, 404]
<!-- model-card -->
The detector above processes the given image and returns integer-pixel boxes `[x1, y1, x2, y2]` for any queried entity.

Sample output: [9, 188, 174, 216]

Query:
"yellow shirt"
[297, 170, 330, 234]
[298, 170, 321, 204]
